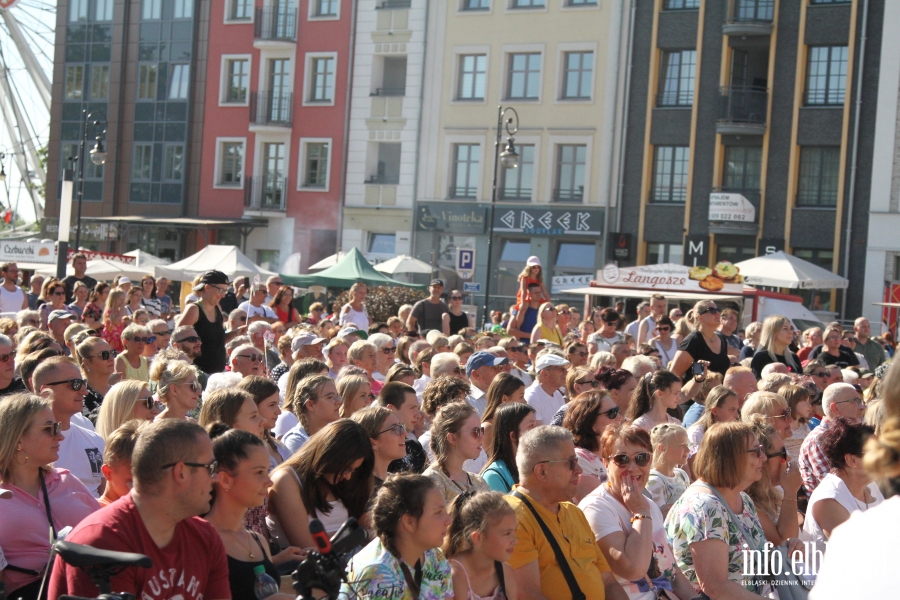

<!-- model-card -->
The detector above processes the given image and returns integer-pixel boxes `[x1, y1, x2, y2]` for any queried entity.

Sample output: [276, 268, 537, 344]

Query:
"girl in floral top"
[341, 474, 453, 600]
[101, 289, 127, 353]
[646, 423, 691, 518]
[664, 421, 771, 598]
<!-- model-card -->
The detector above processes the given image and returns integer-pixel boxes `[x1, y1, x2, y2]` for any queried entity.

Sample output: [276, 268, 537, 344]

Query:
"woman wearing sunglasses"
[649, 315, 678, 370]
[745, 415, 803, 548]
[579, 424, 696, 600]
[39, 279, 78, 331]
[353, 405, 409, 490]
[151, 357, 202, 420]
[77, 337, 118, 417]
[423, 402, 489, 505]
[670, 300, 732, 380]
[442, 290, 472, 337]
[742, 391, 793, 442]
[530, 301, 564, 346]
[564, 390, 624, 503]
[665, 421, 771, 598]
[95, 381, 160, 440]
[115, 324, 152, 383]
[0, 393, 100, 600]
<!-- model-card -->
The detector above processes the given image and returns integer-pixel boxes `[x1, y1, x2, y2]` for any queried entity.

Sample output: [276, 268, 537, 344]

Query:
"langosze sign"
[0, 241, 56, 263]
[595, 262, 744, 294]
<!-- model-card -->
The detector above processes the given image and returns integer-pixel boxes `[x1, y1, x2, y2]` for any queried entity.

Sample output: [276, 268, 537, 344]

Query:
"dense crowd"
[0, 254, 899, 599]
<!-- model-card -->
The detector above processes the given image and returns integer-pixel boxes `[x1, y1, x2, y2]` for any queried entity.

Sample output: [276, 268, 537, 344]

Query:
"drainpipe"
[410, 0, 430, 266]
[336, 0, 359, 252]
[614, 0, 637, 239]
[840, 0, 868, 320]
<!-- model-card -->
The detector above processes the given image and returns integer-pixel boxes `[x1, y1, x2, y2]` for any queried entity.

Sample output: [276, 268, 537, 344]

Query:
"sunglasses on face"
[811, 371, 827, 378]
[181, 381, 202, 393]
[451, 296, 463, 300]
[160, 460, 218, 477]
[379, 348, 394, 355]
[139, 396, 164, 411]
[0, 352, 12, 363]
[377, 423, 407, 437]
[154, 329, 173, 337]
[176, 336, 201, 344]
[609, 452, 652, 468]
[130, 336, 155, 344]
[656, 327, 671, 332]
[89, 350, 118, 360]
[236, 354, 264, 363]
[747, 444, 766, 459]
[698, 306, 721, 315]
[600, 406, 620, 420]
[537, 457, 579, 471]
[766, 447, 788, 462]
[506, 346, 521, 353]
[36, 422, 63, 437]
[575, 379, 599, 388]
[767, 409, 792, 421]
[46, 378, 86, 391]
[52, 291, 66, 296]
[466, 426, 485, 439]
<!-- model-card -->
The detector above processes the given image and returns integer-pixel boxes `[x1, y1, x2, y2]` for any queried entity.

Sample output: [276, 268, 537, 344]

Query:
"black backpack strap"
[494, 561, 506, 595]
[511, 491, 586, 600]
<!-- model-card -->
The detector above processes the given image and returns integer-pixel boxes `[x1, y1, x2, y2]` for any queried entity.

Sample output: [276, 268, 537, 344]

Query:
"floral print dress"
[340, 537, 453, 600]
[664, 487, 768, 595]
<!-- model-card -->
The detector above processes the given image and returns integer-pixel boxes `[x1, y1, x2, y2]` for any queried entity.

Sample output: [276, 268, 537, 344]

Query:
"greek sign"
[552, 275, 594, 294]
[493, 207, 603, 236]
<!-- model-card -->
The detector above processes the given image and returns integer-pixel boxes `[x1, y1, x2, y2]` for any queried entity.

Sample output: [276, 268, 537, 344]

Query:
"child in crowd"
[513, 257, 549, 312]
[645, 423, 691, 518]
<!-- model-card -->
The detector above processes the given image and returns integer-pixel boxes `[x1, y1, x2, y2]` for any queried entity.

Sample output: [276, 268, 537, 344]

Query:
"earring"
[15, 448, 28, 465]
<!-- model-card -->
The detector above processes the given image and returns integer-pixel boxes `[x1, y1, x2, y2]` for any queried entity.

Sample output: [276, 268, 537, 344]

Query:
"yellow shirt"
[536, 324, 564, 346]
[506, 488, 610, 600]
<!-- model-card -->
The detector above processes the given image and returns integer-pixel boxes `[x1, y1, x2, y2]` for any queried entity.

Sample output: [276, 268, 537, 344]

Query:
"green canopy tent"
[280, 248, 423, 288]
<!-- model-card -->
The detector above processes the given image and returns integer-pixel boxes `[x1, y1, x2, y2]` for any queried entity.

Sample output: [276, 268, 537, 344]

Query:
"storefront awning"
[565, 286, 744, 302]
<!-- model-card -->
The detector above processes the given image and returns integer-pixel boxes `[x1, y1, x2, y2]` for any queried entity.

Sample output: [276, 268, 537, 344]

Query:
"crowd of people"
[0, 253, 899, 600]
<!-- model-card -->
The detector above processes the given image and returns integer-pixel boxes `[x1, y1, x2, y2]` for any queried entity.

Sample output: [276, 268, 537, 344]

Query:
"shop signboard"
[552, 274, 594, 294]
[595, 262, 744, 294]
[0, 240, 55, 263]
[709, 193, 756, 222]
[415, 203, 487, 234]
[493, 207, 603, 236]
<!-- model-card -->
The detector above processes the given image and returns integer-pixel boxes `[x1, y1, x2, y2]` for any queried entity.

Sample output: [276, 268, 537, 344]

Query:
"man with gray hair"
[248, 320, 278, 369]
[229, 343, 264, 378]
[49, 419, 230, 599]
[799, 382, 864, 494]
[0, 333, 24, 396]
[506, 425, 624, 600]
[431, 351, 464, 379]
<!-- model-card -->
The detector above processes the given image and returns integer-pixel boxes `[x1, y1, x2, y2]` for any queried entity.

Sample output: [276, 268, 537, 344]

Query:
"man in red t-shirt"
[49, 419, 231, 600]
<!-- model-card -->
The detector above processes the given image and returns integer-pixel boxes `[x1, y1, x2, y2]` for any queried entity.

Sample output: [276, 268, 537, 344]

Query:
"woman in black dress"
[670, 300, 733, 379]
[817, 325, 859, 367]
[442, 290, 471, 336]
[750, 315, 802, 378]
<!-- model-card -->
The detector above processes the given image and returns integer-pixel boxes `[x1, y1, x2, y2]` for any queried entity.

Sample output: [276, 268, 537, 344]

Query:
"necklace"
[244, 530, 256, 559]
[853, 489, 870, 511]
[702, 330, 716, 343]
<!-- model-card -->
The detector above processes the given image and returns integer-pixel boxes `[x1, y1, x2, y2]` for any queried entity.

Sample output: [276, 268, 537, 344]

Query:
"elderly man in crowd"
[465, 350, 508, 417]
[47, 310, 76, 353]
[507, 426, 626, 600]
[799, 382, 865, 494]
[853, 317, 886, 370]
[431, 351, 465, 380]
[238, 283, 277, 323]
[292, 331, 326, 362]
[525, 353, 570, 425]
[229, 343, 265, 378]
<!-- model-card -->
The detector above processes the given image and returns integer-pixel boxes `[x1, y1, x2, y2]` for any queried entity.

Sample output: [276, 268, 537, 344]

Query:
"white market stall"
[34, 257, 156, 281]
[734, 251, 849, 289]
[154, 245, 275, 282]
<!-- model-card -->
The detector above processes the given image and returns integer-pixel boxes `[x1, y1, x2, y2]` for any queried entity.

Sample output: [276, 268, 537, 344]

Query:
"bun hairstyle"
[594, 366, 634, 391]
[443, 490, 515, 558]
[372, 474, 437, 555]
[626, 369, 681, 422]
[150, 356, 196, 399]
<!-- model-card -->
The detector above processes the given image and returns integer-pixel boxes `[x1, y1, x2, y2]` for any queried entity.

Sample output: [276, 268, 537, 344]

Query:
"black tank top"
[447, 311, 469, 336]
[192, 301, 226, 373]
[226, 533, 282, 599]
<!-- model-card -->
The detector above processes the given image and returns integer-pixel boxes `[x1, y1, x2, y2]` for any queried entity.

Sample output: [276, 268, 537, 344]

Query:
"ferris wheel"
[0, 0, 55, 222]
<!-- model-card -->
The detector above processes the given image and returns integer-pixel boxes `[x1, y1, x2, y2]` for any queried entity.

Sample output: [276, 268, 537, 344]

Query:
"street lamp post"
[72, 110, 108, 250]
[482, 106, 520, 330]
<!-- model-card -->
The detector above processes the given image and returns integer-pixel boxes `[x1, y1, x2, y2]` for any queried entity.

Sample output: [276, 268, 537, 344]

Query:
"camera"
[292, 517, 368, 600]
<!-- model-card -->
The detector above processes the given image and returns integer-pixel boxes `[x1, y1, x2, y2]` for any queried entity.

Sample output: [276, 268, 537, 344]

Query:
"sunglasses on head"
[89, 350, 118, 360]
[609, 452, 652, 468]
[46, 378, 86, 391]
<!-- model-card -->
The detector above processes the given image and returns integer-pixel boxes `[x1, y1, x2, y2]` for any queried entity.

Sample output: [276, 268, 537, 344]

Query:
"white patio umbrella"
[373, 254, 433, 275]
[734, 251, 849, 289]
[308, 251, 346, 271]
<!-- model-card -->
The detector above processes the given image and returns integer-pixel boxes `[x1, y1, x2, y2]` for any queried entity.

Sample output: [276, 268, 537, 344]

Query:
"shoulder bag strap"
[494, 560, 506, 595]
[691, 482, 760, 552]
[40, 472, 58, 541]
[511, 491, 586, 600]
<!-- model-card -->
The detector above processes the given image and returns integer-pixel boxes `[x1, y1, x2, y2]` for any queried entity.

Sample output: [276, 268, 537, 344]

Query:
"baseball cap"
[535, 354, 571, 372]
[337, 326, 368, 340]
[193, 270, 230, 291]
[430, 279, 444, 287]
[119, 276, 131, 285]
[526, 256, 542, 267]
[48, 310, 75, 323]
[466, 351, 509, 376]
[292, 332, 326, 353]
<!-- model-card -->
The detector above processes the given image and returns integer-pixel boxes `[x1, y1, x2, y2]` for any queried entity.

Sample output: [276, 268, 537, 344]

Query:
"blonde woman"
[778, 383, 813, 460]
[742, 391, 792, 441]
[529, 301, 564, 346]
[95, 380, 159, 440]
[750, 315, 801, 379]
[115, 323, 151, 382]
[101, 288, 127, 353]
[337, 373, 372, 418]
[670, 300, 731, 379]
[150, 357, 201, 420]
[77, 336, 117, 416]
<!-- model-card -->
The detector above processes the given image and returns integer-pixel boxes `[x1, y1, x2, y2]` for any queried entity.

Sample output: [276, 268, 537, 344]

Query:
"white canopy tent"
[124, 249, 170, 268]
[34, 258, 156, 280]
[308, 252, 346, 270]
[734, 251, 849, 289]
[373, 255, 433, 275]
[154, 245, 275, 282]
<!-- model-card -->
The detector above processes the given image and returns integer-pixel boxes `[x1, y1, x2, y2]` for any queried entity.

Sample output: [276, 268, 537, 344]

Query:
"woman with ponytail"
[626, 369, 682, 432]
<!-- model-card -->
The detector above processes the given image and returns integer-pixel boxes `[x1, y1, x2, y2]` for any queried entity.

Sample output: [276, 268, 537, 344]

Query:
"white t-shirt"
[509, 366, 533, 387]
[339, 304, 369, 331]
[625, 319, 641, 341]
[803, 472, 884, 545]
[413, 374, 431, 395]
[468, 387, 487, 418]
[687, 423, 706, 457]
[56, 424, 105, 497]
[810, 495, 900, 599]
[238, 301, 277, 320]
[71, 412, 96, 432]
[524, 381, 565, 424]
[579, 483, 680, 600]
[0, 285, 24, 313]
[418, 429, 435, 464]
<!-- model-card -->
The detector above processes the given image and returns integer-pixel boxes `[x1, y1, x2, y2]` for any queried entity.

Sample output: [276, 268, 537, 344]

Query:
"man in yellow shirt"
[506, 426, 627, 600]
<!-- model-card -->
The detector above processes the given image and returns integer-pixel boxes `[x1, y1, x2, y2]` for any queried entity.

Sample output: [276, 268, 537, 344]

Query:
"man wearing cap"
[525, 354, 570, 425]
[177, 270, 244, 374]
[48, 309, 76, 354]
[336, 325, 368, 345]
[238, 283, 278, 323]
[466, 351, 508, 417]
[292, 332, 326, 361]
[369, 333, 397, 382]
[63, 252, 98, 303]
[407, 280, 449, 334]
[507, 281, 544, 344]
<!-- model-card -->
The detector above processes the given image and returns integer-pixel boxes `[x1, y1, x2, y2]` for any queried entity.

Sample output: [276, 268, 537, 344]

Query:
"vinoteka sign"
[594, 263, 744, 294]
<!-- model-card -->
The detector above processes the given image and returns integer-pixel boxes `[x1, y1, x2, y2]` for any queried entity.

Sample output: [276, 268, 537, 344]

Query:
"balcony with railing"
[709, 187, 760, 235]
[717, 86, 768, 135]
[244, 176, 287, 213]
[254, 6, 297, 43]
[553, 187, 584, 203]
[249, 91, 293, 127]
[448, 185, 477, 200]
[371, 87, 406, 97]
[498, 188, 532, 202]
[723, 0, 775, 36]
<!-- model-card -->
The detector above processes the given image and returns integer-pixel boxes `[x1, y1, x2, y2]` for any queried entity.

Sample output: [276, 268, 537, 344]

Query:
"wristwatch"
[630, 513, 650, 523]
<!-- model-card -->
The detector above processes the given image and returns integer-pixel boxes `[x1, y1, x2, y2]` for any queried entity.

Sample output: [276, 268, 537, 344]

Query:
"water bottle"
[253, 564, 280, 599]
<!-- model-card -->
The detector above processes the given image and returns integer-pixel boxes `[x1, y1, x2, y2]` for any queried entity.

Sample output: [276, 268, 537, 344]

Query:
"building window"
[556, 242, 595, 269]
[451, 144, 481, 199]
[562, 51, 593, 100]
[500, 144, 534, 201]
[164, 145, 184, 181]
[219, 141, 244, 186]
[555, 144, 586, 202]
[173, 0, 193, 19]
[658, 50, 696, 106]
[369, 142, 401, 184]
[65, 65, 84, 100]
[142, 0, 161, 20]
[722, 146, 762, 190]
[69, 0, 88, 22]
[168, 64, 190, 100]
[229, 0, 253, 20]
[512, 0, 544, 7]
[95, 0, 114, 21]
[566, 0, 598, 5]
[315, 0, 338, 16]
[62, 142, 103, 179]
[647, 243, 683, 265]
[810, 0, 851, 4]
[137, 64, 158, 100]
[369, 233, 396, 255]
[310, 57, 335, 102]
[458, 55, 487, 100]
[797, 146, 840, 207]
[507, 53, 541, 100]
[133, 144, 153, 181]
[651, 146, 689, 203]
[663, 0, 699, 7]
[463, 0, 490, 9]
[716, 245, 756, 265]
[257, 250, 280, 272]
[90, 65, 110, 100]
[806, 46, 848, 106]
[224, 59, 249, 103]
[303, 142, 329, 188]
